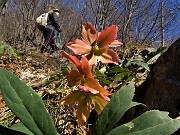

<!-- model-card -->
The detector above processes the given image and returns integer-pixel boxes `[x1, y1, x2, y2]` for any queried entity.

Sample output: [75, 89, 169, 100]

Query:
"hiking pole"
[57, 32, 62, 49]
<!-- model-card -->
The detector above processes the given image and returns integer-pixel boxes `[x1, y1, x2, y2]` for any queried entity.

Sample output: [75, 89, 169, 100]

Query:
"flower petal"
[67, 70, 81, 86]
[67, 39, 91, 55]
[79, 85, 99, 94]
[109, 40, 123, 47]
[61, 51, 82, 72]
[93, 95, 108, 114]
[86, 53, 97, 65]
[97, 25, 118, 48]
[59, 90, 86, 105]
[82, 22, 97, 45]
[97, 48, 120, 64]
[76, 96, 92, 125]
[84, 78, 111, 101]
[81, 56, 93, 78]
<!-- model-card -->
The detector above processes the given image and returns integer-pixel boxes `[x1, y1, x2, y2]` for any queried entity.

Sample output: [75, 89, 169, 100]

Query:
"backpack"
[36, 13, 48, 31]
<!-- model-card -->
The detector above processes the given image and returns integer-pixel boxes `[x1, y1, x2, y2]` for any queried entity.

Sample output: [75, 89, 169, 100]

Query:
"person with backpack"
[40, 8, 61, 54]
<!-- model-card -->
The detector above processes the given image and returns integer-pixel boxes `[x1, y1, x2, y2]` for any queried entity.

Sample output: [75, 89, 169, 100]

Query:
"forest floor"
[0, 42, 161, 134]
[0, 44, 80, 134]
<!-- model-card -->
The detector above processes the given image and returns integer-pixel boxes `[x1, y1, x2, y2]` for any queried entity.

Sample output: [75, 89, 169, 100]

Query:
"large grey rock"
[129, 39, 180, 135]
[135, 38, 180, 118]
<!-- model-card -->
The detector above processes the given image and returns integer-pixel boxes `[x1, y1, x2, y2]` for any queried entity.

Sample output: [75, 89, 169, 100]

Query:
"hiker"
[41, 8, 61, 54]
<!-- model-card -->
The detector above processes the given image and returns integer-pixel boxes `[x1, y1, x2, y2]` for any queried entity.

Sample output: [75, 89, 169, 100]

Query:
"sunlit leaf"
[92, 83, 135, 135]
[0, 69, 57, 135]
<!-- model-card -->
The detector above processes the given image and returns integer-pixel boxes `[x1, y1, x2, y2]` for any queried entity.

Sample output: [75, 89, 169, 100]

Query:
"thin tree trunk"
[161, 0, 165, 47]
[0, 0, 8, 24]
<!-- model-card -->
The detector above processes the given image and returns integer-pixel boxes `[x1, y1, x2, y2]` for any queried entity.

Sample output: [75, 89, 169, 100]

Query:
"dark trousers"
[41, 28, 58, 53]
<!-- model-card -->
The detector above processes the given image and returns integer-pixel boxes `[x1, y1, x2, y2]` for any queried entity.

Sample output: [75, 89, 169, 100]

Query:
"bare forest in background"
[0, 0, 179, 50]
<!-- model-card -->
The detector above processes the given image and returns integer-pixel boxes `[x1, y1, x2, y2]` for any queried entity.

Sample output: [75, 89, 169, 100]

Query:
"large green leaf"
[10, 123, 34, 135]
[107, 110, 180, 135]
[91, 83, 135, 135]
[0, 68, 57, 135]
[0, 125, 26, 135]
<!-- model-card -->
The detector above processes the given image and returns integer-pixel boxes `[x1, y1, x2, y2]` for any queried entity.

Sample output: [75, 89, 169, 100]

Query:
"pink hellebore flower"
[66, 22, 123, 65]
[61, 51, 111, 101]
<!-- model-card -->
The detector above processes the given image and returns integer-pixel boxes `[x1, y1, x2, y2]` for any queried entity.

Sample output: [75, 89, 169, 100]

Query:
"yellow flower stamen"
[80, 75, 85, 85]
[93, 44, 100, 55]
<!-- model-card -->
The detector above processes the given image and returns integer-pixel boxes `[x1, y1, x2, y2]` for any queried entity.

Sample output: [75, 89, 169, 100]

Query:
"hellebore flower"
[66, 22, 122, 65]
[60, 89, 108, 125]
[61, 51, 111, 100]
[60, 51, 111, 125]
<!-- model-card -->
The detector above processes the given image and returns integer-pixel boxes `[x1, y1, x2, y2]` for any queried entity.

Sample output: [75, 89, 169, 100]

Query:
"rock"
[126, 39, 180, 135]
[135, 38, 180, 119]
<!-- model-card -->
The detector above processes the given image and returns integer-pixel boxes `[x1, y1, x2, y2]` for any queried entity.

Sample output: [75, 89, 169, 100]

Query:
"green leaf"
[130, 61, 150, 71]
[95, 71, 106, 77]
[129, 101, 146, 108]
[8, 48, 18, 57]
[0, 125, 26, 135]
[107, 110, 180, 135]
[91, 83, 135, 135]
[10, 123, 34, 135]
[126, 74, 135, 82]
[114, 72, 129, 82]
[8, 48, 13, 57]
[95, 67, 107, 78]
[96, 77, 111, 85]
[99, 66, 107, 74]
[42, 70, 65, 86]
[0, 45, 5, 55]
[0, 68, 57, 135]
[109, 66, 129, 73]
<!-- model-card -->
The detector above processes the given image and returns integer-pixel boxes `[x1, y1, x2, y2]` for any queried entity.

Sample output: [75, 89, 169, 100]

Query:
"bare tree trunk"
[122, 0, 134, 46]
[161, 0, 165, 47]
[0, 0, 8, 26]
[0, 0, 8, 14]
